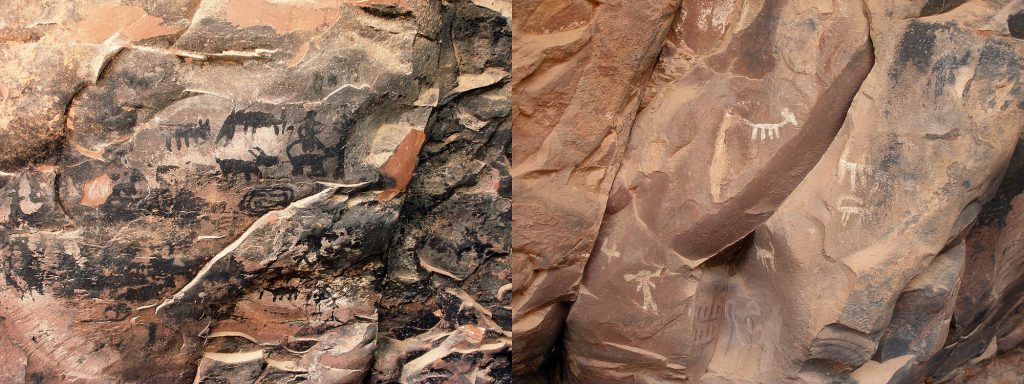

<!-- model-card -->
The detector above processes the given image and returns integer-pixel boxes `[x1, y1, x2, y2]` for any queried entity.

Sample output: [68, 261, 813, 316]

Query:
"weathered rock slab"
[0, 0, 510, 382]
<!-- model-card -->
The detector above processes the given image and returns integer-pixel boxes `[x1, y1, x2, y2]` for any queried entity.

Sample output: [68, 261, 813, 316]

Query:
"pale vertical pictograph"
[755, 241, 776, 271]
[600, 238, 621, 259]
[624, 268, 661, 313]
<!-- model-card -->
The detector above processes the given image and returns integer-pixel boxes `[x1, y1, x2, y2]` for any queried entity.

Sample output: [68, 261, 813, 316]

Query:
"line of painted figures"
[163, 110, 346, 180]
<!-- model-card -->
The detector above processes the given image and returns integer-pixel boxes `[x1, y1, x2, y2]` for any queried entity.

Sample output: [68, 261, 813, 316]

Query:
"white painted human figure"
[744, 108, 798, 141]
[838, 197, 866, 226]
[838, 146, 872, 190]
[625, 268, 660, 313]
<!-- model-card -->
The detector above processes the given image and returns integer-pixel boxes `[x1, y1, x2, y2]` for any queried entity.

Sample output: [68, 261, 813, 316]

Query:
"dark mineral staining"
[1, 176, 58, 228]
[889, 21, 954, 81]
[493, 307, 511, 331]
[496, 160, 511, 198]
[290, 225, 367, 269]
[976, 136, 1024, 228]
[707, 0, 783, 79]
[137, 188, 207, 225]
[146, 323, 158, 347]
[924, 128, 961, 140]
[157, 254, 249, 322]
[2, 240, 44, 296]
[174, 18, 284, 54]
[238, 186, 294, 216]
[453, 4, 512, 70]
[71, 53, 183, 137]
[332, 118, 353, 180]
[311, 72, 339, 95]
[215, 147, 280, 181]
[919, 0, 969, 17]
[379, 277, 443, 339]
[102, 303, 132, 321]
[969, 41, 1024, 110]
[1010, 12, 1024, 39]
[285, 339, 318, 352]
[484, 350, 513, 384]
[878, 137, 906, 174]
[359, 4, 414, 19]
[204, 334, 262, 355]
[99, 170, 148, 221]
[419, 224, 509, 280]
[0, 122, 65, 173]
[2, 239, 201, 302]
[439, 291, 479, 326]
[97, 169, 206, 225]
[929, 51, 970, 97]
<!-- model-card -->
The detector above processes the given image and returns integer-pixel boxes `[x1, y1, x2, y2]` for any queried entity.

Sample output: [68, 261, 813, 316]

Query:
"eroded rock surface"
[0, 0, 510, 382]
[514, 0, 1024, 383]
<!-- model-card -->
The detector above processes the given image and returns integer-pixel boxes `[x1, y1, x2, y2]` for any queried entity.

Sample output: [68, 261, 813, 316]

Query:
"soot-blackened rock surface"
[513, 0, 1024, 383]
[0, 0, 510, 382]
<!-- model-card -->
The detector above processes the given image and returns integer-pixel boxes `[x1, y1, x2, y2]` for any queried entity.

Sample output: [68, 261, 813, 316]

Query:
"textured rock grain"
[513, 0, 1024, 383]
[0, 0, 510, 382]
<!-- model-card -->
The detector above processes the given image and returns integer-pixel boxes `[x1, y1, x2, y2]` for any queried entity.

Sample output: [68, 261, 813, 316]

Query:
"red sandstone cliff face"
[513, 0, 1024, 382]
[0, 0, 510, 382]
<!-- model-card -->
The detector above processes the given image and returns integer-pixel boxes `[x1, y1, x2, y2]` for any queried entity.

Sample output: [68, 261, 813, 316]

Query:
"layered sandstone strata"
[513, 0, 1024, 382]
[0, 0, 510, 382]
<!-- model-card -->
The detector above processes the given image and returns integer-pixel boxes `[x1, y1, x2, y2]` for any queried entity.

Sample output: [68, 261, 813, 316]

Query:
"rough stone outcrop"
[511, 0, 680, 374]
[0, 0, 510, 382]
[513, 0, 1024, 383]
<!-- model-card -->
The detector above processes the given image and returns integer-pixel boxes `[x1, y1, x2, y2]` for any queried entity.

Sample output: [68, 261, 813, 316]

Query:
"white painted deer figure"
[745, 108, 798, 141]
[838, 146, 873, 190]
[624, 268, 660, 313]
[838, 196, 866, 226]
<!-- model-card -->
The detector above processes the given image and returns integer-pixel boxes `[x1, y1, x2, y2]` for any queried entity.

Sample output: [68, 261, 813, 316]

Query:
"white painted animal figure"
[745, 108, 798, 141]
[838, 197, 866, 226]
[838, 147, 873, 190]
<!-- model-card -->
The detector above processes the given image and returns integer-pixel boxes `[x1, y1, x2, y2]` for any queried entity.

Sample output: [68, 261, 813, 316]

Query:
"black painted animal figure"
[215, 147, 280, 181]
[164, 119, 211, 151]
[216, 107, 286, 145]
[287, 142, 331, 177]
